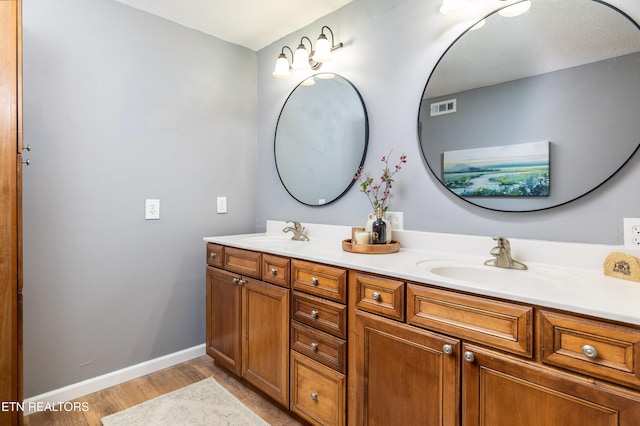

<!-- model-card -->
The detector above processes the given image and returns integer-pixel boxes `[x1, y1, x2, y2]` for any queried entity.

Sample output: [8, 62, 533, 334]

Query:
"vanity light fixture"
[293, 36, 314, 70]
[439, 0, 469, 14]
[272, 25, 343, 79]
[498, 0, 531, 17]
[272, 46, 294, 78]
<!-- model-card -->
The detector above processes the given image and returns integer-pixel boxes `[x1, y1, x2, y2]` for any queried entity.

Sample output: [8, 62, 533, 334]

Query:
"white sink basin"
[416, 259, 584, 287]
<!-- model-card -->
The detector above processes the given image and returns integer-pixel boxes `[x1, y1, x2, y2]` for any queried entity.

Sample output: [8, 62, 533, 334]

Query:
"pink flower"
[353, 151, 407, 212]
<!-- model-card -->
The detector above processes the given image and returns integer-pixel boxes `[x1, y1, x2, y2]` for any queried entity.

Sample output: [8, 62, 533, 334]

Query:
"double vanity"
[204, 221, 640, 425]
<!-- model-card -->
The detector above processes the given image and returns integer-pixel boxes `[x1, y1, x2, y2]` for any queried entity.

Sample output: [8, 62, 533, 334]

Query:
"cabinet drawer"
[206, 243, 224, 268]
[407, 284, 533, 357]
[292, 260, 347, 303]
[292, 291, 347, 339]
[352, 272, 405, 322]
[223, 247, 261, 279]
[290, 350, 346, 426]
[262, 253, 290, 288]
[539, 310, 640, 389]
[292, 321, 346, 373]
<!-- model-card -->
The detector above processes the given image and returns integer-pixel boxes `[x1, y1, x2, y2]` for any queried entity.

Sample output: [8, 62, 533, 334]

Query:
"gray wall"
[22, 0, 257, 396]
[256, 0, 640, 244]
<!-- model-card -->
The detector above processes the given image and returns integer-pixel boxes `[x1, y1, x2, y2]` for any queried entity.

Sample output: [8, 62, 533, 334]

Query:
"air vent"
[430, 99, 457, 116]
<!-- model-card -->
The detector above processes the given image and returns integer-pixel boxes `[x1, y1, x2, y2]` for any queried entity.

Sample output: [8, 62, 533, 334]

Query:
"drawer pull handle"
[463, 351, 475, 363]
[310, 342, 319, 352]
[372, 291, 381, 301]
[270, 268, 277, 275]
[582, 345, 598, 359]
[311, 310, 319, 319]
[311, 277, 319, 285]
[209, 252, 217, 259]
[310, 392, 318, 401]
[443, 344, 453, 355]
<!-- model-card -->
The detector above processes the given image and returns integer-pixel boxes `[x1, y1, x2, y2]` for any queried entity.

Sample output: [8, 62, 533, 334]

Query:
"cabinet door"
[462, 343, 640, 426]
[355, 311, 460, 426]
[242, 277, 290, 407]
[206, 267, 242, 376]
[0, 2, 21, 425]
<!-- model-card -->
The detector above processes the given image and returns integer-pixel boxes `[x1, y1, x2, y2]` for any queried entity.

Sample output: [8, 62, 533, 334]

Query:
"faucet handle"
[493, 237, 510, 248]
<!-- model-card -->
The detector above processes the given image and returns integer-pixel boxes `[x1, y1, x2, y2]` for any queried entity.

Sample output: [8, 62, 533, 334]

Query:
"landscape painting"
[442, 141, 550, 197]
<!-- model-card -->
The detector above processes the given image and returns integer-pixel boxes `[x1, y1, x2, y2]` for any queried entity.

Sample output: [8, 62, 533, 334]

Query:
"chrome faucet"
[484, 237, 527, 270]
[282, 221, 310, 241]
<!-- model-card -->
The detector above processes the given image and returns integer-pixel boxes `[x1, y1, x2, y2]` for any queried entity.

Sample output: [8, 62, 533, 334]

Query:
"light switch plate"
[217, 196, 227, 214]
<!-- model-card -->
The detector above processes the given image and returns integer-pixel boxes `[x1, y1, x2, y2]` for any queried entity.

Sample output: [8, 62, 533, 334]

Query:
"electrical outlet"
[385, 211, 404, 230]
[623, 218, 640, 246]
[145, 199, 160, 220]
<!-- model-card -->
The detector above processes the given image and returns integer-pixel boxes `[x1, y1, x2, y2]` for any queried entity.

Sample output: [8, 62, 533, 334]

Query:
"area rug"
[101, 377, 269, 425]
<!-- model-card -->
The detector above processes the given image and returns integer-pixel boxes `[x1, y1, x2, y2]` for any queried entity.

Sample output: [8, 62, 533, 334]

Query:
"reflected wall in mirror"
[275, 74, 368, 206]
[419, 0, 640, 212]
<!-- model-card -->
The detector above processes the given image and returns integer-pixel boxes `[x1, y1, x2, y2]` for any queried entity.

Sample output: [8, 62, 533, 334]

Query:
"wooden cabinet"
[290, 260, 347, 425]
[290, 350, 346, 426]
[205, 245, 290, 407]
[354, 311, 460, 426]
[407, 284, 533, 357]
[538, 309, 640, 390]
[462, 342, 640, 426]
[349, 270, 640, 425]
[206, 242, 640, 424]
[292, 259, 347, 303]
[1, 1, 22, 424]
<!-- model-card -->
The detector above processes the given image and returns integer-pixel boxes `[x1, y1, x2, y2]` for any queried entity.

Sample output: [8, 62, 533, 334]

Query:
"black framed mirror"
[275, 73, 369, 206]
[419, 0, 640, 212]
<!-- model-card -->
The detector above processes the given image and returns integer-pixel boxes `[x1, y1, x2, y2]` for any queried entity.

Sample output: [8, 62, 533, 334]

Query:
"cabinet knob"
[210, 252, 217, 259]
[310, 392, 318, 401]
[310, 342, 319, 352]
[270, 268, 277, 275]
[22, 158, 30, 166]
[311, 277, 319, 285]
[24, 144, 31, 151]
[443, 344, 453, 355]
[463, 351, 475, 363]
[310, 310, 319, 319]
[238, 279, 245, 286]
[372, 291, 381, 301]
[582, 345, 598, 359]
[232, 278, 239, 284]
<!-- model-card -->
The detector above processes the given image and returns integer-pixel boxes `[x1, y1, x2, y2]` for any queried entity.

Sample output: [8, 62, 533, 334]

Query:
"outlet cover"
[624, 218, 640, 246]
[145, 199, 160, 220]
[385, 211, 404, 230]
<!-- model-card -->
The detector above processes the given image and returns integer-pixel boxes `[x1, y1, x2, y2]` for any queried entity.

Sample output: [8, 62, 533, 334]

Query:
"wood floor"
[23, 355, 306, 426]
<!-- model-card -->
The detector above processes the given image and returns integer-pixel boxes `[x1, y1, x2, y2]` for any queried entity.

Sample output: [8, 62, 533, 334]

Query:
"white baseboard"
[23, 343, 206, 415]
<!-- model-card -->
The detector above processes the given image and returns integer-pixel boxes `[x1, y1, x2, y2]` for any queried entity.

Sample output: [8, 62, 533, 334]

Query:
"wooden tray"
[342, 239, 400, 254]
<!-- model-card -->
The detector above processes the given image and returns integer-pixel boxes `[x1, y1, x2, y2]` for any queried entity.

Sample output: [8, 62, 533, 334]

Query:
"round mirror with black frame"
[275, 73, 369, 206]
[418, 0, 640, 212]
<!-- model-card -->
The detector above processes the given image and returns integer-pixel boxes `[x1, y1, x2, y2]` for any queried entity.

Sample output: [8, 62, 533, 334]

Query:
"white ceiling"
[111, 0, 354, 51]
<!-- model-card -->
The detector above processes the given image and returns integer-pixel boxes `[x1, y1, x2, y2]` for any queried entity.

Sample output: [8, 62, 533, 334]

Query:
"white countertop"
[204, 220, 640, 326]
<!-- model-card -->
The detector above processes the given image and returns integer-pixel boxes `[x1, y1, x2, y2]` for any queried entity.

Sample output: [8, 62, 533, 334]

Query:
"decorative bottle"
[371, 207, 387, 244]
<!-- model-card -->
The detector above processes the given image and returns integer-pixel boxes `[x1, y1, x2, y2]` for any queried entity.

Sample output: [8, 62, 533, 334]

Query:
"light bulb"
[312, 34, 332, 62]
[292, 44, 311, 70]
[272, 53, 290, 78]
